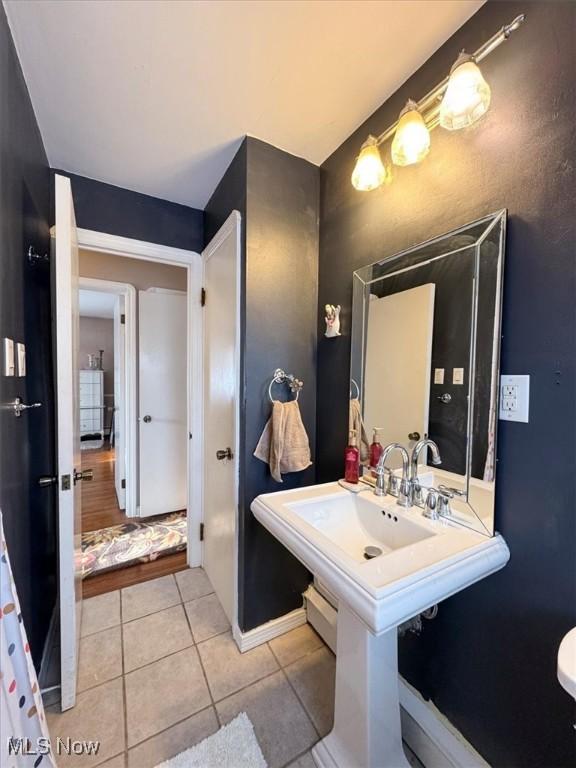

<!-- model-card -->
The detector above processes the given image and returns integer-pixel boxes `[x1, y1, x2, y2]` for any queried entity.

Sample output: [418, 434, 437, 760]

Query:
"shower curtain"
[0, 511, 56, 767]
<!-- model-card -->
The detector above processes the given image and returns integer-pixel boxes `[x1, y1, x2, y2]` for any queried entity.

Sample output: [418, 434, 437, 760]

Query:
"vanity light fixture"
[351, 13, 525, 190]
[351, 136, 391, 191]
[439, 52, 491, 130]
[391, 100, 430, 166]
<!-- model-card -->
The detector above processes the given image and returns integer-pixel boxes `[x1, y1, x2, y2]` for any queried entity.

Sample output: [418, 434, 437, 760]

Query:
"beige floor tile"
[78, 626, 122, 692]
[184, 593, 230, 643]
[197, 631, 279, 702]
[127, 707, 219, 768]
[175, 568, 214, 602]
[97, 755, 126, 768]
[285, 647, 335, 737]
[81, 591, 121, 637]
[125, 646, 211, 747]
[123, 604, 193, 672]
[121, 575, 180, 623]
[269, 624, 324, 667]
[46, 678, 125, 768]
[287, 752, 317, 768]
[216, 671, 317, 768]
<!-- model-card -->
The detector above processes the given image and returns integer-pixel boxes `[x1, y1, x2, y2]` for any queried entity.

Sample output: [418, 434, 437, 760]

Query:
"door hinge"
[120, 313, 126, 325]
[121, 478, 126, 489]
[201, 288, 206, 307]
[199, 523, 205, 541]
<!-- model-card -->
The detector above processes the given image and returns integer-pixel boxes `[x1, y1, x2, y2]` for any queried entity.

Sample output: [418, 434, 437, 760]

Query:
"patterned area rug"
[81, 511, 187, 577]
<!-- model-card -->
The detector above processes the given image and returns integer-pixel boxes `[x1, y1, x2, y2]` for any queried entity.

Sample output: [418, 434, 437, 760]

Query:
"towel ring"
[350, 378, 360, 399]
[268, 368, 302, 402]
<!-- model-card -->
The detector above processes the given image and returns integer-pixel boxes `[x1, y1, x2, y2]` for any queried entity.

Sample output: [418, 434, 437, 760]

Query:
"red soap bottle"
[370, 427, 384, 477]
[344, 429, 360, 484]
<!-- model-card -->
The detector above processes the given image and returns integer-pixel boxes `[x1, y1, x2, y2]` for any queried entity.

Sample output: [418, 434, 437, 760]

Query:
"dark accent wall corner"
[0, 5, 56, 669]
[317, 2, 575, 767]
[51, 170, 204, 252]
[205, 137, 319, 632]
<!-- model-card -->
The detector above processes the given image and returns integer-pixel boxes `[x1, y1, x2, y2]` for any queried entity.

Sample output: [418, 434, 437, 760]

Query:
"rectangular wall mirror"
[350, 210, 507, 536]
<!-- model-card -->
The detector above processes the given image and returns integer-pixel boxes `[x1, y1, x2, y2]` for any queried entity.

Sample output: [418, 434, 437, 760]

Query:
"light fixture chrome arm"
[372, 14, 526, 147]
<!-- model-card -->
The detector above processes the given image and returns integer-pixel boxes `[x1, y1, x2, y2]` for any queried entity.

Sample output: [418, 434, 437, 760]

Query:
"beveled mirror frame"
[350, 210, 507, 536]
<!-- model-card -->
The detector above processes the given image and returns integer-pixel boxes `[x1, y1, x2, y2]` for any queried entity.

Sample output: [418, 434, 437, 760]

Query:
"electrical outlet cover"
[499, 374, 530, 423]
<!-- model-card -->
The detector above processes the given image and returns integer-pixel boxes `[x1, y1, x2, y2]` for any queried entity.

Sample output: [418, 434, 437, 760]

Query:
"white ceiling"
[5, 0, 482, 209]
[79, 290, 116, 319]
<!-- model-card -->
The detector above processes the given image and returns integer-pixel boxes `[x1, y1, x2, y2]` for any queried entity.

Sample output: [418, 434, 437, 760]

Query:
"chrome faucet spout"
[410, 438, 442, 481]
[374, 443, 410, 506]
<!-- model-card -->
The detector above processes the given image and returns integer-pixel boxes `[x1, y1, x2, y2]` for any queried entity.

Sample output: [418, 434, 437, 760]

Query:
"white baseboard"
[399, 677, 490, 768]
[232, 608, 307, 653]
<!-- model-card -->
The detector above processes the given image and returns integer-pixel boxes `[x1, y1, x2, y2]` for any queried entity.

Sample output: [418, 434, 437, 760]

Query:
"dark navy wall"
[0, 5, 56, 669]
[317, 2, 575, 766]
[205, 137, 319, 631]
[51, 170, 204, 252]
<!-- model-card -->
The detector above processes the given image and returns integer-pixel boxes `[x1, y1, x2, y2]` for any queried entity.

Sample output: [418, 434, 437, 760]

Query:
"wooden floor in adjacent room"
[81, 445, 188, 597]
[81, 445, 127, 531]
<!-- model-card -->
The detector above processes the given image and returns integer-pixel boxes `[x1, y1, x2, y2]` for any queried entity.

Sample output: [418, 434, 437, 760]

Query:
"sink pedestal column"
[312, 604, 410, 768]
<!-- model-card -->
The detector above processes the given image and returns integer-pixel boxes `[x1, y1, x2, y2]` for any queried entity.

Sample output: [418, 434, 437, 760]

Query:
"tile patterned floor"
[46, 568, 424, 768]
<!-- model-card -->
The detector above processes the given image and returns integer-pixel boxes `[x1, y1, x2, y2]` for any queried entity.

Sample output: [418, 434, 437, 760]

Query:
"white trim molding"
[76, 227, 203, 567]
[233, 608, 307, 653]
[77, 228, 199, 266]
[399, 677, 490, 768]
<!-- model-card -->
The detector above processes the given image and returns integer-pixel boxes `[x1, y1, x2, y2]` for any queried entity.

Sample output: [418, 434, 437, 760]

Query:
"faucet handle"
[423, 488, 439, 520]
[438, 484, 466, 498]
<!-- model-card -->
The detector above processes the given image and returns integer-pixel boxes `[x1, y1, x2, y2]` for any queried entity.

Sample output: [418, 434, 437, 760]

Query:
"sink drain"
[364, 546, 382, 560]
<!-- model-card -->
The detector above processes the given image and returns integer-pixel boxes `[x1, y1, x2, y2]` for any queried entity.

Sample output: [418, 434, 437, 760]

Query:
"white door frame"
[201, 210, 242, 634]
[76, 228, 203, 566]
[78, 276, 137, 516]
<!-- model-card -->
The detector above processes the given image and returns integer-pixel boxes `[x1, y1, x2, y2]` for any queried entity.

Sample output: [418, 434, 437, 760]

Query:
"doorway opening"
[77, 253, 191, 589]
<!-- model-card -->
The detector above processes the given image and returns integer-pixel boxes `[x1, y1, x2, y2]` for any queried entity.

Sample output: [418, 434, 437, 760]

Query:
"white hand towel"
[254, 400, 312, 482]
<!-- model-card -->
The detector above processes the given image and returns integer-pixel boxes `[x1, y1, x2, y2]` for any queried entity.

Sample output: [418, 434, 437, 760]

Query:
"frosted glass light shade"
[391, 100, 430, 166]
[440, 54, 491, 131]
[351, 137, 390, 191]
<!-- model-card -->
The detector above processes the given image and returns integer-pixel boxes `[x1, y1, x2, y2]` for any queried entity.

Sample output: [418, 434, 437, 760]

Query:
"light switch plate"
[434, 368, 445, 384]
[3, 338, 15, 376]
[453, 367, 465, 385]
[16, 342, 26, 377]
[499, 374, 530, 423]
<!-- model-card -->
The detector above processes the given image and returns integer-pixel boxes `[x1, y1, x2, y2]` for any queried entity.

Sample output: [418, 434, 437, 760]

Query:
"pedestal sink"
[252, 482, 510, 768]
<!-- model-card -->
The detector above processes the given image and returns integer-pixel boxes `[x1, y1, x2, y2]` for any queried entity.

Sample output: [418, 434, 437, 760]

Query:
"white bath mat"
[155, 712, 267, 768]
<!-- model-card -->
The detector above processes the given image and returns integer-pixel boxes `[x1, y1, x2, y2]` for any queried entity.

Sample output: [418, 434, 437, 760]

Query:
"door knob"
[143, 415, 152, 423]
[216, 447, 233, 461]
[408, 432, 421, 441]
[436, 393, 452, 404]
[38, 475, 58, 487]
[73, 468, 94, 485]
[11, 397, 42, 417]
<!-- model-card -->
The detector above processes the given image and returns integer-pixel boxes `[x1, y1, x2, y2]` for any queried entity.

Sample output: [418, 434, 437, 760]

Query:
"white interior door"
[364, 284, 435, 469]
[53, 174, 83, 710]
[202, 213, 240, 624]
[113, 296, 126, 509]
[139, 289, 187, 517]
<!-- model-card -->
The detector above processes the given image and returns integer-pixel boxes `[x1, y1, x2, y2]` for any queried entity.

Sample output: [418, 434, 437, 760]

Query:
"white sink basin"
[252, 482, 510, 768]
[288, 492, 433, 560]
[253, 482, 509, 635]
